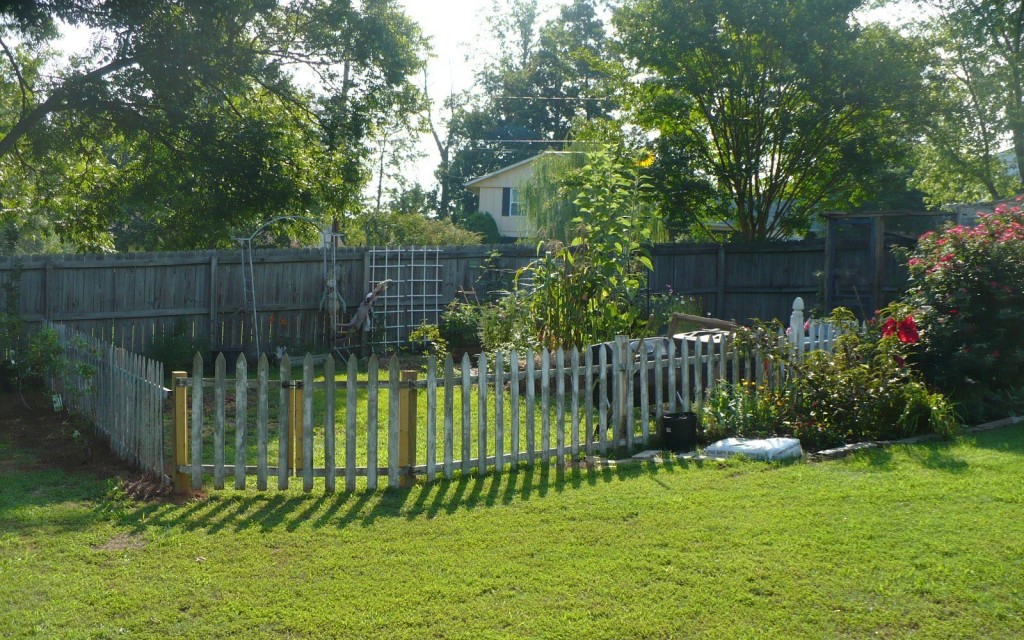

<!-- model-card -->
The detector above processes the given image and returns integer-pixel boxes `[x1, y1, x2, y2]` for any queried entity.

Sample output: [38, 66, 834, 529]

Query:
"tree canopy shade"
[615, 0, 925, 240]
[0, 0, 427, 250]
[908, 0, 1024, 206]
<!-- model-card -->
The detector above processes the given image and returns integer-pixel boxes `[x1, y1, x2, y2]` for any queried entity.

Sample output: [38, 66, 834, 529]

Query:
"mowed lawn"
[2, 426, 1023, 639]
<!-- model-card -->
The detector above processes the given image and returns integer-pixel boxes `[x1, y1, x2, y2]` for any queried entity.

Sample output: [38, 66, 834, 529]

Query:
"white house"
[464, 154, 543, 239]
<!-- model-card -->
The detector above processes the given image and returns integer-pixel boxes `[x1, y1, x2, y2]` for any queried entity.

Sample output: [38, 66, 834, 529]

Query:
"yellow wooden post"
[398, 370, 418, 488]
[290, 383, 304, 474]
[171, 371, 190, 495]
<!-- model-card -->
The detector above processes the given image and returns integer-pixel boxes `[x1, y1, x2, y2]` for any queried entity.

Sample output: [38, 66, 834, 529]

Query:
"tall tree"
[909, 0, 1024, 205]
[0, 0, 427, 250]
[615, 0, 925, 240]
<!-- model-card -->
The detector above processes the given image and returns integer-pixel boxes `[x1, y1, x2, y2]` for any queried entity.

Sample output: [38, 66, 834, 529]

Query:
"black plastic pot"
[660, 412, 698, 452]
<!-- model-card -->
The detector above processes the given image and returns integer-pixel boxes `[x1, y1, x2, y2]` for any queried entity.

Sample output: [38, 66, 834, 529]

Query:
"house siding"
[468, 161, 537, 239]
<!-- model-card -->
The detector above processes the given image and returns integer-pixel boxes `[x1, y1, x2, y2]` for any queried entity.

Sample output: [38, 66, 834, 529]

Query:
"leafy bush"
[458, 212, 502, 245]
[722, 306, 959, 450]
[438, 300, 481, 349]
[902, 202, 1024, 419]
[146, 322, 207, 371]
[701, 381, 787, 443]
[24, 328, 63, 383]
[478, 291, 539, 354]
[351, 210, 484, 246]
[407, 321, 449, 360]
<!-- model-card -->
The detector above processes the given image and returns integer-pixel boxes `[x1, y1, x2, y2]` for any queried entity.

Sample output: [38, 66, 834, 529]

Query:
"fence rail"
[46, 321, 166, 478]
[175, 299, 839, 493]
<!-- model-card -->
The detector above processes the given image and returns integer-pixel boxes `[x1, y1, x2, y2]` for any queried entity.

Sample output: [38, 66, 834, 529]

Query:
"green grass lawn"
[2, 425, 1023, 639]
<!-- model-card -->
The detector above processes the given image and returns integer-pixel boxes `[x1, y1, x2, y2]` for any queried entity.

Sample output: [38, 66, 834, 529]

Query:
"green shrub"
[728, 306, 960, 450]
[352, 210, 484, 246]
[479, 291, 539, 354]
[700, 381, 787, 443]
[147, 322, 207, 371]
[438, 300, 481, 349]
[902, 202, 1024, 419]
[24, 328, 63, 383]
[458, 212, 502, 244]
[407, 321, 449, 361]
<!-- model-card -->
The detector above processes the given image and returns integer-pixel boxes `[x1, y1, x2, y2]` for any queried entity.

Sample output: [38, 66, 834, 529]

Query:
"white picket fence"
[176, 298, 839, 493]
[45, 321, 166, 478]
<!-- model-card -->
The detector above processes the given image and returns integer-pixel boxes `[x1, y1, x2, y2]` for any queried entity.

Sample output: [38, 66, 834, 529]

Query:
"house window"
[502, 187, 522, 216]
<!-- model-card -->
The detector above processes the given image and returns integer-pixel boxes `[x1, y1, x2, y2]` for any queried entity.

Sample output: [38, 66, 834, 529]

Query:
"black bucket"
[660, 412, 698, 452]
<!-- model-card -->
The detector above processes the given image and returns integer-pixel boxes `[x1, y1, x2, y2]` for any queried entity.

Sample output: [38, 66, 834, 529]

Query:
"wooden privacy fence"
[45, 321, 166, 478]
[4, 240, 893, 358]
[173, 299, 839, 493]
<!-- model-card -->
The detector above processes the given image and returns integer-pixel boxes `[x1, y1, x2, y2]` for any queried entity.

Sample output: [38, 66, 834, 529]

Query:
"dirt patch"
[93, 532, 147, 552]
[0, 390, 177, 503]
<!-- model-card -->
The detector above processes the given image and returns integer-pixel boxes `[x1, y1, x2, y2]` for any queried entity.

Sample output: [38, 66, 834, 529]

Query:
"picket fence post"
[399, 369, 418, 489]
[172, 371, 190, 495]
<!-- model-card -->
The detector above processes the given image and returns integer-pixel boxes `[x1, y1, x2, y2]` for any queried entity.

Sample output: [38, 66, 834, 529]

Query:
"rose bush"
[902, 202, 1024, 418]
[716, 306, 958, 450]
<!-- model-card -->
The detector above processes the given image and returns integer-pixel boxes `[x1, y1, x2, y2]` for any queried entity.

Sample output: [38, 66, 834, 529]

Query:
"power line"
[460, 139, 616, 145]
[486, 95, 613, 102]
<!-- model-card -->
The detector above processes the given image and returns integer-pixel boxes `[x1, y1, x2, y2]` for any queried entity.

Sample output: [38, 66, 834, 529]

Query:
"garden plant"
[705, 306, 959, 450]
[901, 201, 1024, 420]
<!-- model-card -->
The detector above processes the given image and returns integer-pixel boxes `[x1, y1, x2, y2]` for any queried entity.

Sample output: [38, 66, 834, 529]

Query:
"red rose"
[897, 316, 919, 344]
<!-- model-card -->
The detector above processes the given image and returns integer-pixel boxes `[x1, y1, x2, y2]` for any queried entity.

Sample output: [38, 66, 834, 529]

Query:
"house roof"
[463, 153, 547, 190]
[464, 150, 585, 190]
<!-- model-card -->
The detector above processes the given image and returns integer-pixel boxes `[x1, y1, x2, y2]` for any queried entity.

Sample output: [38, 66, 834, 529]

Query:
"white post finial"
[789, 297, 805, 348]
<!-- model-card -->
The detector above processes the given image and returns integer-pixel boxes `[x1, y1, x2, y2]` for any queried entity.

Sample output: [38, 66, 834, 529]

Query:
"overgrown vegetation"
[407, 320, 449, 360]
[438, 300, 481, 352]
[704, 307, 959, 450]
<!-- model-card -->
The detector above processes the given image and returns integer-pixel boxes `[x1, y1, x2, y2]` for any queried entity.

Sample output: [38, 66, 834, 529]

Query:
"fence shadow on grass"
[118, 458, 701, 535]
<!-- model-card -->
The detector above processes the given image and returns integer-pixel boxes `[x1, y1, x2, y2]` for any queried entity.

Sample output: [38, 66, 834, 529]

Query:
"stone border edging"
[599, 416, 1024, 466]
[810, 416, 1024, 461]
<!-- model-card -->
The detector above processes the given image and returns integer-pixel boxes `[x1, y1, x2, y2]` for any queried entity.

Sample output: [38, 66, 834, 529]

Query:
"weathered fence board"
[4, 241, 897, 359]
[46, 321, 166, 479]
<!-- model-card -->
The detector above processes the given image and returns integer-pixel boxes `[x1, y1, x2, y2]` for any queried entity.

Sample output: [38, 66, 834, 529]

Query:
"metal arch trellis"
[235, 216, 342, 358]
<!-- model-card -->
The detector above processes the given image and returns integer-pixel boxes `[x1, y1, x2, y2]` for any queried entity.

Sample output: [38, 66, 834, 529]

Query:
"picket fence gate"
[174, 298, 840, 493]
